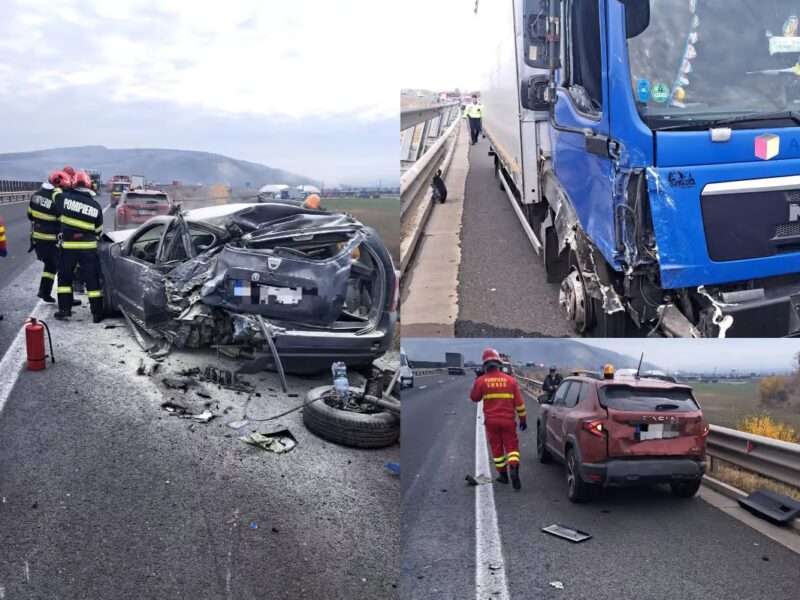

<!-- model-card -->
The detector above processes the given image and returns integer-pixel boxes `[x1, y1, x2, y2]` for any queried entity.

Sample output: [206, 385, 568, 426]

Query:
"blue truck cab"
[483, 0, 800, 336]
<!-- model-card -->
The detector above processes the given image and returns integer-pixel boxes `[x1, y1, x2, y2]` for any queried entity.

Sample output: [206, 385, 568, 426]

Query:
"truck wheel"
[670, 479, 701, 498]
[562, 252, 627, 337]
[303, 386, 400, 449]
[566, 448, 592, 503]
[537, 422, 553, 463]
[587, 295, 627, 337]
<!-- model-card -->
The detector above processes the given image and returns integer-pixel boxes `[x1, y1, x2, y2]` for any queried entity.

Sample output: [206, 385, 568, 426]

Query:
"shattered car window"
[130, 225, 166, 264]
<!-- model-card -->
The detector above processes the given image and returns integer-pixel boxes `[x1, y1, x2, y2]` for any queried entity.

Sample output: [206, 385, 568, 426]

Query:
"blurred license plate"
[138, 209, 157, 216]
[637, 423, 679, 440]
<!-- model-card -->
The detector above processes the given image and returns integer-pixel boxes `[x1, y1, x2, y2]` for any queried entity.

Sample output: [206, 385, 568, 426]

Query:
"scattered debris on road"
[549, 581, 565, 590]
[240, 429, 297, 454]
[136, 357, 160, 376]
[465, 474, 493, 486]
[385, 462, 400, 475]
[542, 524, 592, 543]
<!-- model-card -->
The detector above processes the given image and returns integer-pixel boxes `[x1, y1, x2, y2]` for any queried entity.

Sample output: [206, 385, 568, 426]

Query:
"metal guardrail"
[707, 425, 800, 490]
[401, 102, 460, 131]
[0, 180, 39, 204]
[411, 368, 447, 376]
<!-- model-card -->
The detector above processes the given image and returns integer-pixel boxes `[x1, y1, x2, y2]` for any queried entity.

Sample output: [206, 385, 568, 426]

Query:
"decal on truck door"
[755, 133, 780, 160]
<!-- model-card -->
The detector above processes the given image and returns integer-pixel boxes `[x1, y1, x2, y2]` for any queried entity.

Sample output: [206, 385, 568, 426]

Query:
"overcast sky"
[400, 0, 482, 91]
[0, 0, 398, 186]
[403, 338, 800, 373]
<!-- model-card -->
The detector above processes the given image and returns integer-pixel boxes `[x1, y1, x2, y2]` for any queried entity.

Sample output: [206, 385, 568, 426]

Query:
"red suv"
[536, 372, 708, 502]
[115, 190, 173, 227]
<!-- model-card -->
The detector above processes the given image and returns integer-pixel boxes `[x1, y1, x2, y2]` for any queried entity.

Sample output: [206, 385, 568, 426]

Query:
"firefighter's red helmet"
[72, 171, 93, 189]
[482, 348, 501, 365]
[48, 170, 72, 188]
[62, 166, 76, 177]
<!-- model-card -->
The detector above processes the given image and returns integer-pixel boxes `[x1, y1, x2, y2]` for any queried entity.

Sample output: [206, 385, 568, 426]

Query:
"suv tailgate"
[599, 385, 706, 458]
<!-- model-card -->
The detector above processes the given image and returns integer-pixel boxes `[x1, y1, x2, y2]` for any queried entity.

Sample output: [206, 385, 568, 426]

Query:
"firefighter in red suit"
[470, 348, 527, 490]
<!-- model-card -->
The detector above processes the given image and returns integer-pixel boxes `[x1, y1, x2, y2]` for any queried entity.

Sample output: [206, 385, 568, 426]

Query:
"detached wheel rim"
[561, 269, 587, 333]
[567, 454, 576, 496]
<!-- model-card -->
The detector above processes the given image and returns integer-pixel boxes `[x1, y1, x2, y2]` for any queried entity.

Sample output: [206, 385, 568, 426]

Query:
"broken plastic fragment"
[549, 581, 565, 590]
[189, 410, 216, 423]
[465, 474, 493, 486]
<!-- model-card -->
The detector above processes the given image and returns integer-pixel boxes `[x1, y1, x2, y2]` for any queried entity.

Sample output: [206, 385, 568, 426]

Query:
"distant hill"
[0, 146, 318, 187]
[402, 339, 660, 372]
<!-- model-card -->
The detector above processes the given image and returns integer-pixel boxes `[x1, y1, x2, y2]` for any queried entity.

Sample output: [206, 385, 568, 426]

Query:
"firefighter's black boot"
[38, 278, 55, 303]
[510, 465, 521, 490]
[54, 309, 72, 319]
[496, 469, 509, 484]
[92, 313, 104, 324]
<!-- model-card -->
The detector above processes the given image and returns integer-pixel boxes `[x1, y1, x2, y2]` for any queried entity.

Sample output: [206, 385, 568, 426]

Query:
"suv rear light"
[582, 419, 606, 438]
[389, 270, 399, 312]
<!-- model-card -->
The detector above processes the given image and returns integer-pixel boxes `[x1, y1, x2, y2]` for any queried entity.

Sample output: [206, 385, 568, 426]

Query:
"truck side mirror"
[538, 393, 550, 404]
[520, 75, 551, 111]
[621, 0, 650, 39]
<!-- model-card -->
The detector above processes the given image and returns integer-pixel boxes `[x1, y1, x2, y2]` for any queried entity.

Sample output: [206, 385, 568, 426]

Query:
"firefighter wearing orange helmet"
[28, 170, 72, 302]
[470, 348, 527, 490]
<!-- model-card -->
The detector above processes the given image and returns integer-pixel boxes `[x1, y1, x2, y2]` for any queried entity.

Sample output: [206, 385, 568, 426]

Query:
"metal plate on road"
[542, 524, 592, 543]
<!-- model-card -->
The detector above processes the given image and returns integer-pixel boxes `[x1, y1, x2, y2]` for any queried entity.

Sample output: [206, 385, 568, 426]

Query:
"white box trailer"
[475, 0, 551, 211]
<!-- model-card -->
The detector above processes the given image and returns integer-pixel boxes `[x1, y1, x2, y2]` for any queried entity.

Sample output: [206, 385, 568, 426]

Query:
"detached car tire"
[303, 386, 400, 449]
[669, 479, 702, 498]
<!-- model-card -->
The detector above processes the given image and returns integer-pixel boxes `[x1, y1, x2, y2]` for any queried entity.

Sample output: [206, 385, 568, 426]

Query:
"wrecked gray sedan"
[99, 203, 398, 373]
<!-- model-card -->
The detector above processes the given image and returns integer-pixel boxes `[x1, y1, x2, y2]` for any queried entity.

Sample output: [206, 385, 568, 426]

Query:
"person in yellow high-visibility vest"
[463, 94, 485, 144]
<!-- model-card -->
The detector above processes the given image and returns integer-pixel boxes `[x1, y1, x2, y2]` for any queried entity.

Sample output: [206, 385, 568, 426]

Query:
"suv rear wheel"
[669, 479, 701, 498]
[566, 448, 592, 503]
[537, 422, 552, 463]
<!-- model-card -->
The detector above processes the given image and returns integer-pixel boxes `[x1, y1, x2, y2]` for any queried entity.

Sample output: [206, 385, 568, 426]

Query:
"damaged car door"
[114, 219, 188, 326]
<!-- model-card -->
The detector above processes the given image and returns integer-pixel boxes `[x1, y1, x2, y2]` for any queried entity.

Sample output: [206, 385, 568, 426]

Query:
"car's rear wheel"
[303, 386, 399, 449]
[669, 479, 702, 498]
[537, 422, 553, 463]
[566, 448, 592, 503]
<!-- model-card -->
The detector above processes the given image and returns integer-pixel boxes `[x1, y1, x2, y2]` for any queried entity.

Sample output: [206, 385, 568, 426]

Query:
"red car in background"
[115, 189, 173, 228]
[536, 369, 708, 502]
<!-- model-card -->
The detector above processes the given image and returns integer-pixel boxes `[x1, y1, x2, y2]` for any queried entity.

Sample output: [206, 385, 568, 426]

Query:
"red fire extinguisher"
[25, 317, 55, 371]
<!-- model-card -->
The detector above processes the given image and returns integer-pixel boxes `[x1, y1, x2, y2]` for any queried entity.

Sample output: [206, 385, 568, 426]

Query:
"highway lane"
[456, 139, 573, 338]
[402, 376, 800, 600]
[0, 263, 399, 599]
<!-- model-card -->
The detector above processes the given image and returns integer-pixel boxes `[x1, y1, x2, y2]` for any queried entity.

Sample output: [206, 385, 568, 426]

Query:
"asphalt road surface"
[456, 139, 573, 338]
[0, 260, 399, 599]
[0, 194, 113, 358]
[402, 375, 800, 600]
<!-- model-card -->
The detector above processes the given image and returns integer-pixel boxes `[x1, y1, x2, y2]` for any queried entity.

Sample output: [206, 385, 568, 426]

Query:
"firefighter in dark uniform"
[28, 170, 73, 303]
[54, 170, 104, 322]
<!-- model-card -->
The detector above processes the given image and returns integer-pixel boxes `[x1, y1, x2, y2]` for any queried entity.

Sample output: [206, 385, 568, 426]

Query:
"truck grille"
[776, 221, 800, 238]
[701, 188, 800, 261]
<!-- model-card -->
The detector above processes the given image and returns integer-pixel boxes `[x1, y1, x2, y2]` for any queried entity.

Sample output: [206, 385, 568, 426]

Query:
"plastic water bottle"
[332, 361, 349, 399]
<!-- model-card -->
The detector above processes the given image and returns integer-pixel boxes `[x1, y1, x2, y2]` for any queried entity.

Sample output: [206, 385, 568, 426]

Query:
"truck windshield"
[627, 0, 800, 129]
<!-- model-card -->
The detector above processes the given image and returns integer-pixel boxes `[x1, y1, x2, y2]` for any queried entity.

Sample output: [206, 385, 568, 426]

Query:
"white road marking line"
[0, 301, 45, 416]
[474, 402, 510, 600]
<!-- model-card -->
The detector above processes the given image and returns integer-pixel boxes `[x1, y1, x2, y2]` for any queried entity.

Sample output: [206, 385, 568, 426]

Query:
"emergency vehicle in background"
[476, 0, 800, 337]
[108, 175, 131, 206]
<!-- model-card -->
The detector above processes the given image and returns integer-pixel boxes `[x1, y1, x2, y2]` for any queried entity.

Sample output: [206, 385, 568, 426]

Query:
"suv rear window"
[125, 193, 168, 204]
[598, 386, 699, 412]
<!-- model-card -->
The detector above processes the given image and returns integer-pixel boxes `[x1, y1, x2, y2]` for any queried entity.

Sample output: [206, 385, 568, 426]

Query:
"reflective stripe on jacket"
[29, 184, 62, 240]
[55, 187, 103, 247]
[470, 368, 526, 424]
